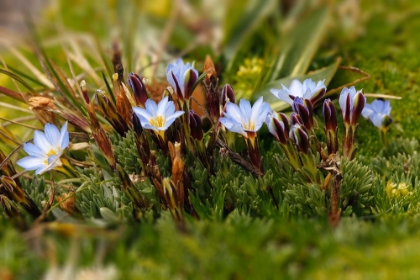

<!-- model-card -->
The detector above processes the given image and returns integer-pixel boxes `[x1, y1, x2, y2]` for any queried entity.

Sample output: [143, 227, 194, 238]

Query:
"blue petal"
[224, 102, 243, 124]
[163, 110, 184, 129]
[133, 106, 153, 126]
[250, 97, 264, 125]
[339, 87, 351, 113]
[239, 99, 252, 124]
[253, 102, 271, 131]
[59, 122, 69, 150]
[270, 88, 293, 105]
[145, 99, 158, 116]
[157, 97, 170, 117]
[34, 130, 52, 153]
[362, 104, 374, 119]
[219, 117, 246, 137]
[370, 113, 385, 128]
[16, 156, 46, 171]
[44, 123, 61, 146]
[23, 142, 44, 157]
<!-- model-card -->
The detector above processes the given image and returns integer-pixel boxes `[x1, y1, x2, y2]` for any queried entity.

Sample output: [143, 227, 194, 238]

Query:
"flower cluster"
[8, 54, 396, 230]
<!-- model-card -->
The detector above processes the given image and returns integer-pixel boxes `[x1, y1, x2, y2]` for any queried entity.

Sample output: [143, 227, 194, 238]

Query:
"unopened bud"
[128, 72, 148, 107]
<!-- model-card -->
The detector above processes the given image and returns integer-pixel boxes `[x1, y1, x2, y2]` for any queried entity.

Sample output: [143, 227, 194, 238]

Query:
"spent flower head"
[166, 58, 199, 102]
[362, 99, 393, 129]
[132, 97, 184, 137]
[17, 122, 69, 175]
[270, 78, 326, 106]
[219, 97, 271, 139]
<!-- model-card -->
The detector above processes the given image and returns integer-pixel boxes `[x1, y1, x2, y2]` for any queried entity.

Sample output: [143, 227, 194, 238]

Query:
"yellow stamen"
[150, 116, 165, 128]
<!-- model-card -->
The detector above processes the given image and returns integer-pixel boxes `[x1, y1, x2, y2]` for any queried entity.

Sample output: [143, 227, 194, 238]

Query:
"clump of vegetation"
[0, 0, 419, 278]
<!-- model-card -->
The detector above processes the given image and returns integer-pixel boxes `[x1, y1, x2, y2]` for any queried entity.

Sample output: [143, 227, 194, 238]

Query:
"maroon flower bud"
[128, 72, 148, 107]
[292, 97, 313, 130]
[290, 124, 309, 154]
[266, 112, 289, 145]
[323, 99, 338, 154]
[290, 112, 304, 126]
[221, 84, 235, 108]
[189, 110, 203, 141]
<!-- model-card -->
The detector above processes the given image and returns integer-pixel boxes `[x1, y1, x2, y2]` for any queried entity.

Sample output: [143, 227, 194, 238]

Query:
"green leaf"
[268, 7, 331, 81]
[223, 0, 276, 70]
[254, 58, 340, 111]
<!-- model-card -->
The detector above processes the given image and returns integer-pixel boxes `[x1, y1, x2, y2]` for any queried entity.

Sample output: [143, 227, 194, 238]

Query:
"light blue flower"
[166, 58, 199, 101]
[132, 97, 184, 135]
[362, 99, 392, 129]
[219, 97, 271, 138]
[17, 122, 69, 175]
[270, 78, 326, 106]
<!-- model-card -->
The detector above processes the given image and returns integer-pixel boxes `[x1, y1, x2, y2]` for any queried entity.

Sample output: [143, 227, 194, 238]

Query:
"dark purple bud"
[183, 68, 198, 100]
[290, 124, 309, 154]
[128, 72, 148, 106]
[189, 110, 203, 141]
[292, 97, 313, 130]
[351, 90, 365, 126]
[290, 112, 304, 126]
[266, 112, 289, 145]
[323, 99, 338, 131]
[221, 84, 235, 108]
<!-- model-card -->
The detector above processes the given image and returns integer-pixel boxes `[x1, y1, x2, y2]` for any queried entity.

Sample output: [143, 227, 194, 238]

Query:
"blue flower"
[166, 58, 199, 101]
[132, 97, 184, 136]
[362, 99, 392, 129]
[270, 78, 326, 106]
[17, 122, 69, 175]
[219, 97, 271, 138]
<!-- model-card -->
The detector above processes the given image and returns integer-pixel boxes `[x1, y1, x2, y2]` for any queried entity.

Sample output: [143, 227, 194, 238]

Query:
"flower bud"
[128, 72, 148, 107]
[339, 87, 365, 127]
[290, 124, 309, 153]
[323, 99, 339, 155]
[188, 110, 203, 141]
[290, 112, 304, 126]
[166, 58, 199, 102]
[292, 97, 313, 130]
[266, 112, 289, 145]
[221, 84, 235, 108]
[323, 99, 338, 131]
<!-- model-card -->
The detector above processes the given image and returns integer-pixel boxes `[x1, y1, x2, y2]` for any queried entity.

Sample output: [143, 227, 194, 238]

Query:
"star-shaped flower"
[17, 122, 69, 175]
[219, 97, 271, 139]
[362, 99, 392, 129]
[270, 78, 326, 106]
[132, 97, 184, 137]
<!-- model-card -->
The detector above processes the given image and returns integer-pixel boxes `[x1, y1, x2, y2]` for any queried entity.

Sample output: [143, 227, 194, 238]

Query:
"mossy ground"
[2, 1, 420, 279]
